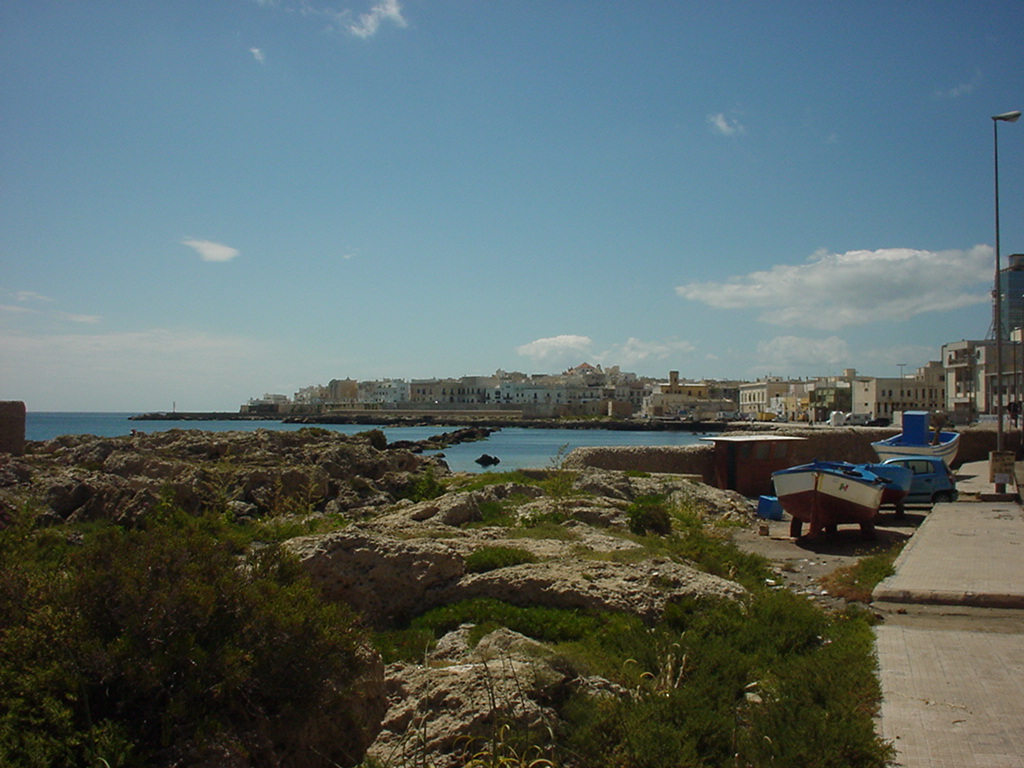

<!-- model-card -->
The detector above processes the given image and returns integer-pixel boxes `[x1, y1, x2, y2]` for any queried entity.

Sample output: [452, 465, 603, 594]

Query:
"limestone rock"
[404, 491, 483, 526]
[7, 428, 438, 525]
[437, 558, 746, 621]
[368, 628, 565, 768]
[286, 529, 465, 626]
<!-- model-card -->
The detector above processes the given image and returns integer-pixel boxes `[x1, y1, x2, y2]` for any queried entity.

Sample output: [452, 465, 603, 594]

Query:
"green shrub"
[399, 467, 447, 502]
[474, 499, 518, 527]
[452, 470, 543, 492]
[376, 599, 604, 663]
[464, 546, 538, 573]
[559, 594, 894, 768]
[356, 428, 388, 450]
[0, 510, 370, 768]
[627, 495, 673, 536]
[649, 510, 774, 590]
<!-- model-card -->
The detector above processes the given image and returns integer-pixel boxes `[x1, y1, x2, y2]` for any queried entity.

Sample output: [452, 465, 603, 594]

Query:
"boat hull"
[860, 462, 912, 509]
[871, 431, 959, 463]
[772, 462, 885, 537]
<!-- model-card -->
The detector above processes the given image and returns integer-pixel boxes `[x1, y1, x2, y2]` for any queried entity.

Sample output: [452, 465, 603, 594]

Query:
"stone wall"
[0, 401, 26, 456]
[561, 444, 716, 480]
[561, 425, 1013, 482]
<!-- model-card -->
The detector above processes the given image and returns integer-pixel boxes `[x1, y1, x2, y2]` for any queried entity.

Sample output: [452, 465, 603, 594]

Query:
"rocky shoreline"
[130, 410, 729, 432]
[1, 426, 765, 765]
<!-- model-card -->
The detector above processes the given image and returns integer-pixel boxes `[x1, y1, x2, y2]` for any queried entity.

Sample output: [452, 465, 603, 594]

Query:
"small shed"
[701, 435, 806, 497]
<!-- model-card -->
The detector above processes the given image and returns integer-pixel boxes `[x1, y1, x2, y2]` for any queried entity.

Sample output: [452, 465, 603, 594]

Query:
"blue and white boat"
[772, 460, 888, 539]
[871, 411, 959, 464]
[860, 461, 913, 513]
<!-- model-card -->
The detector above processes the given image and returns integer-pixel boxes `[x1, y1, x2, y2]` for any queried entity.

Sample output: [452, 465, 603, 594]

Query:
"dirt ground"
[728, 506, 929, 609]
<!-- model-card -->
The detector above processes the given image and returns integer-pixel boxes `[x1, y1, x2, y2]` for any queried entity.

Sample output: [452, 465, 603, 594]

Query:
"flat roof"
[700, 435, 807, 443]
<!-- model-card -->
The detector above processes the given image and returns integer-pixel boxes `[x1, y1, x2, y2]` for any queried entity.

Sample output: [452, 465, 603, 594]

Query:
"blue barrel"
[757, 495, 783, 521]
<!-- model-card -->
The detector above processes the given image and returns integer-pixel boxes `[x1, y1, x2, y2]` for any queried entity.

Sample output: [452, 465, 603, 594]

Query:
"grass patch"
[464, 546, 538, 573]
[620, 509, 774, 591]
[820, 542, 905, 602]
[626, 494, 673, 536]
[451, 470, 545, 491]
[397, 467, 448, 502]
[374, 599, 604, 664]
[508, 521, 581, 541]
[557, 595, 894, 768]
[0, 507, 369, 768]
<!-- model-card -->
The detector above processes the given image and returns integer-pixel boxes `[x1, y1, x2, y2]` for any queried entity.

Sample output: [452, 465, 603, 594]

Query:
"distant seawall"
[125, 413, 1015, 466]
[562, 425, 1013, 477]
[130, 411, 728, 432]
[129, 412, 279, 422]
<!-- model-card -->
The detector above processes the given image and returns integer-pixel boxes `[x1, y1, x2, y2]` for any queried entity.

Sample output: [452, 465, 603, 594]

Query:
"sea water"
[24, 413, 704, 473]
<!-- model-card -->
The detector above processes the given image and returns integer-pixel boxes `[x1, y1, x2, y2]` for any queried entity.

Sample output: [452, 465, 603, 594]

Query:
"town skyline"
[2, 2, 1022, 412]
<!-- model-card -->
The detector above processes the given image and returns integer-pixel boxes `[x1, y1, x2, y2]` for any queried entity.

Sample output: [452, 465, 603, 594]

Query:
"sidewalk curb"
[871, 587, 1024, 610]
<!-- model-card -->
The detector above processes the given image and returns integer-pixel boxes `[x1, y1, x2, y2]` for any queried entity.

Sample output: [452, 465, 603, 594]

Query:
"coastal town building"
[804, 374, 854, 422]
[851, 361, 945, 421]
[642, 371, 736, 420]
[997, 254, 1024, 340]
[777, 380, 813, 422]
[327, 378, 358, 403]
[239, 335, 1024, 427]
[294, 385, 329, 404]
[943, 337, 1024, 424]
[738, 378, 792, 419]
[359, 379, 411, 404]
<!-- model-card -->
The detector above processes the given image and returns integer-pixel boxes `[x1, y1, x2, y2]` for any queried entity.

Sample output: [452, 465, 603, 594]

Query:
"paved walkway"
[873, 462, 1024, 767]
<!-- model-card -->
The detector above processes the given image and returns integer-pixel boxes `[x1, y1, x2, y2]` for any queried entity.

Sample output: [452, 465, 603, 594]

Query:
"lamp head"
[993, 110, 1022, 123]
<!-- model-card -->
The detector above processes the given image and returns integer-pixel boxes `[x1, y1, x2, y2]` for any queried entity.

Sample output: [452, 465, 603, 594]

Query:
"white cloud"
[603, 337, 696, 366]
[58, 312, 101, 324]
[755, 335, 850, 371]
[935, 69, 982, 99]
[517, 335, 593, 363]
[0, 304, 33, 316]
[250, 47, 266, 63]
[1, 291, 101, 325]
[182, 239, 240, 262]
[516, 335, 696, 370]
[14, 291, 53, 304]
[676, 246, 992, 330]
[251, 1, 409, 41]
[707, 112, 745, 137]
[348, 0, 407, 38]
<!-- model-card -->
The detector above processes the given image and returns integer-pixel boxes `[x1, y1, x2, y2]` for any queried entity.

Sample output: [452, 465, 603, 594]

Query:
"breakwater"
[128, 412, 279, 421]
[562, 424, 1016, 476]
[130, 410, 728, 432]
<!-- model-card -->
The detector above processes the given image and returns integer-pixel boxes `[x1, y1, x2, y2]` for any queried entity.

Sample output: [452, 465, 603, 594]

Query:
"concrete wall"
[561, 426, 1013, 488]
[562, 444, 717, 481]
[0, 401, 26, 456]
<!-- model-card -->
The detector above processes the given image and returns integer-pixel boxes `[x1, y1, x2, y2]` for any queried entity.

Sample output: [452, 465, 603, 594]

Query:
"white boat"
[871, 411, 959, 464]
[772, 461, 886, 539]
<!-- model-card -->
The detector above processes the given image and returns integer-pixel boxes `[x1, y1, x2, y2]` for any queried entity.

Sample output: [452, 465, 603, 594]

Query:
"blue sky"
[2, 1, 1023, 412]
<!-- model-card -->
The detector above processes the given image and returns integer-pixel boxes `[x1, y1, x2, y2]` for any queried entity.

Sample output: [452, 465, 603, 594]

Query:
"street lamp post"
[992, 109, 1020, 491]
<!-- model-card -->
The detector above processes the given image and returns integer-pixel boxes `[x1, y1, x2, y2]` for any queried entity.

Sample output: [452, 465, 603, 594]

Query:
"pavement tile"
[876, 624, 1024, 767]
[874, 463, 1024, 768]
[872, 503, 1024, 609]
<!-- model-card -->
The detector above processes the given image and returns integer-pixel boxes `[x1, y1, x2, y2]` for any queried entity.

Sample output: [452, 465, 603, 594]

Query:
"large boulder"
[9, 429, 438, 525]
[286, 529, 466, 626]
[436, 558, 745, 621]
[367, 627, 566, 768]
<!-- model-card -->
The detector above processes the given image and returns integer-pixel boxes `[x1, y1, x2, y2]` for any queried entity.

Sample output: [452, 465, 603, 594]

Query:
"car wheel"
[933, 491, 954, 504]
